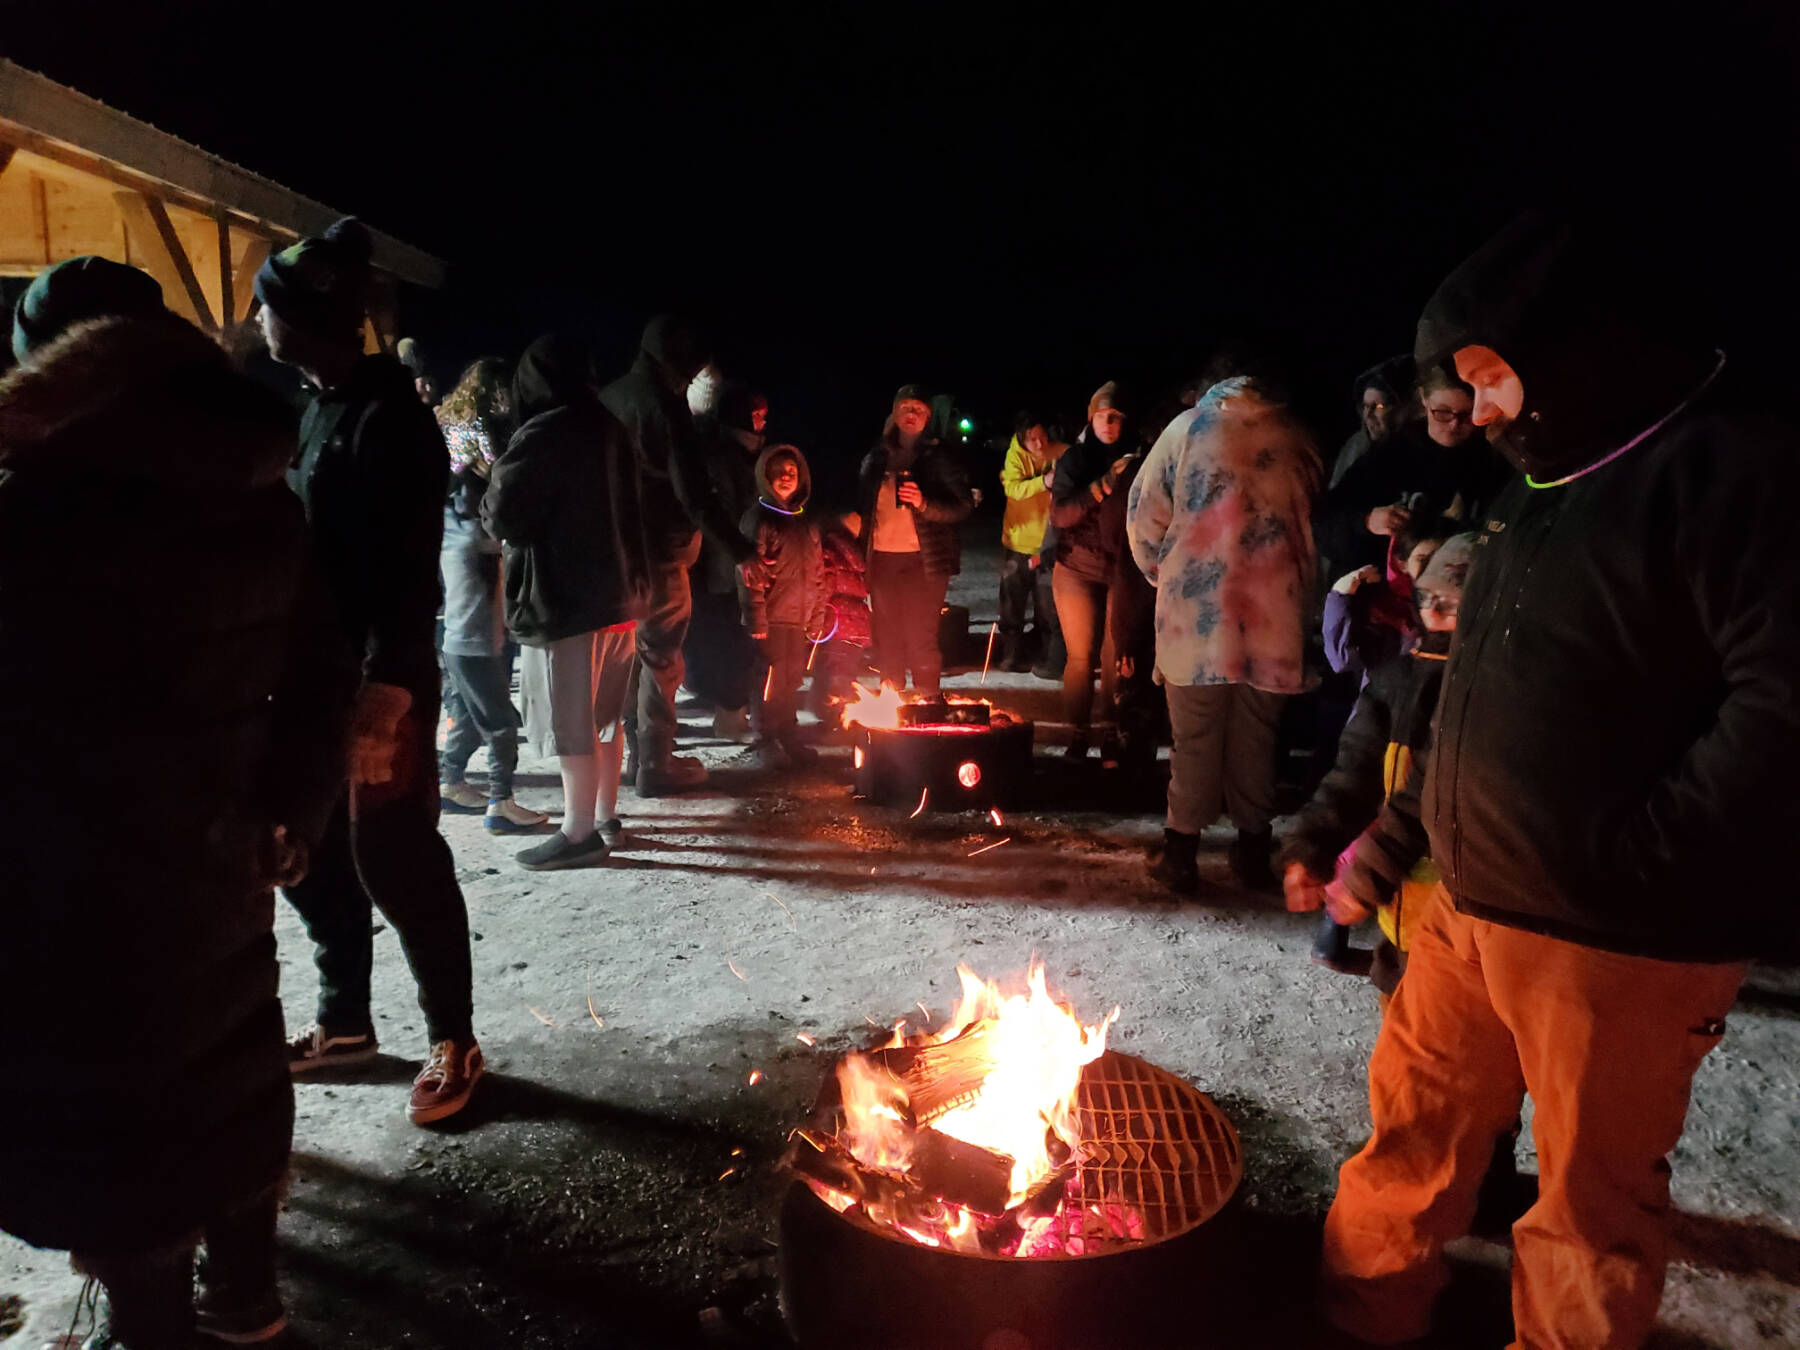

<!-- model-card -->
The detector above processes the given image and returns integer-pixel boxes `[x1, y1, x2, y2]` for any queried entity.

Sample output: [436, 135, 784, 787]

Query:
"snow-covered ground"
[5, 534, 1797, 1349]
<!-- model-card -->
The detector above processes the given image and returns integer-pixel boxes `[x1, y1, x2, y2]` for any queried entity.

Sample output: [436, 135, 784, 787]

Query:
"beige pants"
[1163, 682, 1285, 835]
[520, 628, 635, 755]
[1323, 895, 1746, 1349]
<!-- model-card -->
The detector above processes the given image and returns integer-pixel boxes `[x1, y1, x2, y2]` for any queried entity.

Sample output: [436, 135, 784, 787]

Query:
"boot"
[1228, 828, 1278, 892]
[1002, 636, 1032, 673]
[1148, 829, 1201, 894]
[712, 706, 753, 742]
[636, 753, 708, 796]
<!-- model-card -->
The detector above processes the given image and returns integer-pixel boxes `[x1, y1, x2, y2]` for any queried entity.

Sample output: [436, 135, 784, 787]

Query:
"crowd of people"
[0, 210, 1792, 1350]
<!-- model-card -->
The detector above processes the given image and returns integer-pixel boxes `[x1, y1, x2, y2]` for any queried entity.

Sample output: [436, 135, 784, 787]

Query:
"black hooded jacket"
[737, 445, 827, 634]
[598, 316, 753, 568]
[289, 351, 447, 694]
[0, 316, 353, 1250]
[483, 336, 650, 643]
[1417, 215, 1800, 961]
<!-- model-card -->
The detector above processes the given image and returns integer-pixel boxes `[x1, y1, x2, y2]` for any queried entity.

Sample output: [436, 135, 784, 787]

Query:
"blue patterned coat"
[1126, 379, 1322, 691]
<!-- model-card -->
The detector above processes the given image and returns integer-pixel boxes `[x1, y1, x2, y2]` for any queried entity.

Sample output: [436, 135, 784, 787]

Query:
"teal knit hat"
[11, 256, 165, 363]
[253, 217, 372, 341]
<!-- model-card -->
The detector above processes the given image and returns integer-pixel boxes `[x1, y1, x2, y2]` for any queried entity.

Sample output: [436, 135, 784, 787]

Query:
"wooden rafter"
[114, 190, 214, 329]
[0, 143, 13, 182]
[231, 235, 270, 322]
[216, 216, 233, 325]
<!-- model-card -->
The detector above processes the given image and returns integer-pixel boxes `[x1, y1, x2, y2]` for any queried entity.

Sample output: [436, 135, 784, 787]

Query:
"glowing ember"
[796, 1031, 817, 1046]
[748, 1069, 764, 1086]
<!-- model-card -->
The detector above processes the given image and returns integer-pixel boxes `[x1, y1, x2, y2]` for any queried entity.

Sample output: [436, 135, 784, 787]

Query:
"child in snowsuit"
[1281, 535, 1475, 992]
[739, 445, 829, 767]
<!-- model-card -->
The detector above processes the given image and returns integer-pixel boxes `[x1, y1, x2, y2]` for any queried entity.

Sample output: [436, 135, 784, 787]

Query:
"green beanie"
[11, 256, 165, 363]
[253, 217, 373, 341]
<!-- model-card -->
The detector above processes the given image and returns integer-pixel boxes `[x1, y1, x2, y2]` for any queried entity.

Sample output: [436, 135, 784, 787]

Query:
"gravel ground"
[5, 537, 1797, 1349]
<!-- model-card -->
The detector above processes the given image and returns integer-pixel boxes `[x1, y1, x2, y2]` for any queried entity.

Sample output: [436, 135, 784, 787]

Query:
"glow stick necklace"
[1525, 349, 1726, 489]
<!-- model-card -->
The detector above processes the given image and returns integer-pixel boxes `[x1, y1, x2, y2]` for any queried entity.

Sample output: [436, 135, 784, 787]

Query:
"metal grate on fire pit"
[1061, 1050, 1241, 1250]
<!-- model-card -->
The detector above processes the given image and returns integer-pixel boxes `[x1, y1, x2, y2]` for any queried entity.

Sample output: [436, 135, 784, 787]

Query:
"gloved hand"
[1283, 861, 1329, 913]
[1324, 875, 1374, 926]
[348, 682, 413, 787]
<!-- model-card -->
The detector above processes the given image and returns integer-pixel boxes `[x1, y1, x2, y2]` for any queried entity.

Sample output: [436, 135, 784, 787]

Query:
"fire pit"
[779, 966, 1244, 1349]
[846, 686, 1034, 810]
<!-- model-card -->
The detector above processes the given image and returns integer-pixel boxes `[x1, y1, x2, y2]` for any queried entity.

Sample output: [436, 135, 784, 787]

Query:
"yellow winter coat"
[999, 434, 1065, 555]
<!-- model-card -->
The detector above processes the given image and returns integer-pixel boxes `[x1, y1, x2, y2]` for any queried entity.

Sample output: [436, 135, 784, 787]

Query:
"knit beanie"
[893, 383, 931, 409]
[11, 256, 165, 363]
[254, 217, 373, 342]
[1088, 380, 1128, 421]
[1416, 532, 1477, 605]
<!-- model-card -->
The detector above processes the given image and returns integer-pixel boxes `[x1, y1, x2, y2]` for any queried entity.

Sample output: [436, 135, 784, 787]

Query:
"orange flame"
[843, 682, 906, 729]
[836, 962, 1119, 1213]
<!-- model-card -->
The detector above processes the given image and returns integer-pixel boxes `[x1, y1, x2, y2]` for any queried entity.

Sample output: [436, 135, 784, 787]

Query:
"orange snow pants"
[1321, 892, 1746, 1349]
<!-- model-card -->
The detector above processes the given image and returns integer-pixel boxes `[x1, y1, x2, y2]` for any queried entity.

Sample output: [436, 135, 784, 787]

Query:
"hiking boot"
[484, 797, 549, 833]
[598, 817, 624, 848]
[637, 754, 708, 796]
[516, 831, 609, 871]
[195, 1287, 287, 1345]
[712, 706, 754, 742]
[408, 1038, 485, 1125]
[439, 780, 487, 813]
[1229, 829, 1278, 892]
[288, 1022, 378, 1074]
[1148, 829, 1201, 894]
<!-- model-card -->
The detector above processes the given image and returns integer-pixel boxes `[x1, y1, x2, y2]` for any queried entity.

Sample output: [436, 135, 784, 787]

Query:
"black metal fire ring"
[852, 718, 1034, 810]
[779, 1052, 1247, 1350]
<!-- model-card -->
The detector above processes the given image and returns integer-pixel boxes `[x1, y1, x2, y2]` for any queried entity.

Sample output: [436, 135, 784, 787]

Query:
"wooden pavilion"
[0, 58, 441, 347]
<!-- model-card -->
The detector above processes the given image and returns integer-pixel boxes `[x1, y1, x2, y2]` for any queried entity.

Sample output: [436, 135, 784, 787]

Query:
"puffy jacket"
[737, 445, 828, 635]
[289, 351, 447, 694]
[0, 316, 354, 1251]
[1418, 214, 1800, 961]
[999, 433, 1065, 555]
[1285, 634, 1451, 950]
[483, 336, 650, 643]
[855, 427, 974, 577]
[1126, 380, 1321, 692]
[1049, 428, 1137, 583]
[820, 526, 872, 648]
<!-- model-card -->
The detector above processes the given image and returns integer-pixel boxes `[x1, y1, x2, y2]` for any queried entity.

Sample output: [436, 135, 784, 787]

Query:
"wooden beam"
[216, 217, 233, 326]
[29, 173, 49, 262]
[231, 235, 270, 322]
[1, 61, 445, 288]
[0, 143, 14, 182]
[114, 190, 212, 328]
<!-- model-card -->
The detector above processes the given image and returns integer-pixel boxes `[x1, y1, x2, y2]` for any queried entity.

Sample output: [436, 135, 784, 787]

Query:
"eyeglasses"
[1417, 591, 1460, 614]
[1428, 407, 1473, 426]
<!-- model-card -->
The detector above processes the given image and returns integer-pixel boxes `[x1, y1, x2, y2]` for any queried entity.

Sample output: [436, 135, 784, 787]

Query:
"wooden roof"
[0, 59, 443, 334]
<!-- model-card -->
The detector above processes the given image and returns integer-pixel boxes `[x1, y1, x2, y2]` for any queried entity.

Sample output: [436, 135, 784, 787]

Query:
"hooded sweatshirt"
[599, 315, 753, 567]
[999, 432, 1067, 555]
[737, 444, 827, 635]
[1418, 214, 1800, 961]
[483, 336, 649, 643]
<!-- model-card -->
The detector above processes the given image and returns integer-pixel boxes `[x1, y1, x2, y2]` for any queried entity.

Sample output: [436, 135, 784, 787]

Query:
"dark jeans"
[752, 623, 808, 742]
[1108, 564, 1160, 762]
[440, 651, 520, 798]
[634, 535, 703, 762]
[869, 550, 948, 696]
[997, 548, 1057, 646]
[685, 587, 759, 712]
[72, 1186, 280, 1350]
[283, 695, 475, 1044]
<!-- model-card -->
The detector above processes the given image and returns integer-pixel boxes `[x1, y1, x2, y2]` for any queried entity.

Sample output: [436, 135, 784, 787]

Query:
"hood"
[0, 315, 294, 490]
[1353, 353, 1414, 407]
[640, 314, 710, 390]
[513, 334, 595, 424]
[1416, 213, 1717, 480]
[753, 442, 811, 513]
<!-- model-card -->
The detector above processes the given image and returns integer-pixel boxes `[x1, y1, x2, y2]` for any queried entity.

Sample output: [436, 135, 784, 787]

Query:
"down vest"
[855, 429, 974, 577]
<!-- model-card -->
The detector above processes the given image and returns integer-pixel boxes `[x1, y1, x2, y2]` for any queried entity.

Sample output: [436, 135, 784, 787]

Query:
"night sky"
[8, 4, 1798, 488]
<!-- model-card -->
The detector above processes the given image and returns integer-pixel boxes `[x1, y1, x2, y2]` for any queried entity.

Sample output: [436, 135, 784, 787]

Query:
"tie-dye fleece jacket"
[1126, 378, 1323, 692]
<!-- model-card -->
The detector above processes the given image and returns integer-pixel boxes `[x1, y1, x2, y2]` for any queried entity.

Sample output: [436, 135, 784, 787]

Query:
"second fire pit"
[846, 687, 1034, 810]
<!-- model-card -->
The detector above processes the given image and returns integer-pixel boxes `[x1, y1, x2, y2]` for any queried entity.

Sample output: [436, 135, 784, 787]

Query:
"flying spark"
[748, 1070, 764, 1086]
[795, 1031, 816, 1046]
[910, 787, 929, 818]
[528, 1005, 556, 1027]
[967, 838, 1012, 857]
[728, 959, 748, 981]
[585, 967, 605, 1029]
[989, 808, 1004, 827]
[980, 622, 997, 685]
[718, 1167, 738, 1181]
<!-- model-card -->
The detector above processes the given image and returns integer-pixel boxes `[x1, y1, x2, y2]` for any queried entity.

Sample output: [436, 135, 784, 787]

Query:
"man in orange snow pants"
[1318, 213, 1798, 1349]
